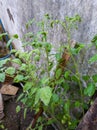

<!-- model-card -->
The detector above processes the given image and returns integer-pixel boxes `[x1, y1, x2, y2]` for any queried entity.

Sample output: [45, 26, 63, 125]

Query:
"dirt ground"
[1, 86, 34, 130]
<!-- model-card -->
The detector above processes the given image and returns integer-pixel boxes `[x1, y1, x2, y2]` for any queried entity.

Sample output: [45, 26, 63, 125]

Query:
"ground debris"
[0, 84, 19, 95]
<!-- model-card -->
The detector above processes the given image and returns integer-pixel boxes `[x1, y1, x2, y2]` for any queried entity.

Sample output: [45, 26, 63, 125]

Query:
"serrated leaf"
[84, 83, 96, 97]
[0, 73, 5, 82]
[41, 77, 49, 85]
[16, 105, 21, 113]
[30, 87, 38, 96]
[89, 54, 97, 63]
[12, 58, 22, 65]
[5, 67, 15, 75]
[55, 68, 62, 79]
[14, 74, 25, 82]
[19, 64, 27, 71]
[35, 86, 52, 106]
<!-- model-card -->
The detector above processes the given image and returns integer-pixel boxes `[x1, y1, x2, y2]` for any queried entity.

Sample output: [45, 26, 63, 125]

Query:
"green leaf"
[13, 34, 18, 39]
[35, 86, 52, 106]
[63, 82, 70, 92]
[32, 49, 40, 55]
[41, 77, 49, 85]
[91, 35, 97, 48]
[24, 108, 27, 119]
[17, 93, 24, 101]
[84, 83, 96, 97]
[55, 53, 61, 61]
[12, 58, 22, 65]
[82, 75, 90, 81]
[38, 125, 43, 130]
[14, 74, 25, 82]
[24, 32, 34, 38]
[11, 49, 17, 53]
[43, 42, 52, 52]
[7, 39, 13, 47]
[23, 82, 32, 91]
[5, 67, 15, 75]
[16, 105, 21, 113]
[0, 59, 9, 67]
[26, 19, 35, 29]
[0, 73, 5, 82]
[71, 75, 79, 82]
[51, 93, 59, 103]
[19, 63, 27, 71]
[55, 68, 62, 79]
[64, 100, 70, 114]
[0, 124, 5, 129]
[64, 71, 70, 79]
[91, 35, 97, 43]
[34, 55, 40, 61]
[92, 74, 97, 82]
[55, 77, 64, 85]
[35, 90, 40, 105]
[89, 54, 97, 63]
[75, 101, 81, 107]
[0, 33, 7, 42]
[30, 87, 38, 96]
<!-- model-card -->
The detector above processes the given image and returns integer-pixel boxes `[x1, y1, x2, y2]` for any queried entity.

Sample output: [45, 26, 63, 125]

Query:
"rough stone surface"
[0, 0, 97, 74]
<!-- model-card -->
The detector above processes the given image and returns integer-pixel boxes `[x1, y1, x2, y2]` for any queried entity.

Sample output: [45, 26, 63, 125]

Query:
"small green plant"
[1, 14, 97, 130]
[0, 121, 6, 130]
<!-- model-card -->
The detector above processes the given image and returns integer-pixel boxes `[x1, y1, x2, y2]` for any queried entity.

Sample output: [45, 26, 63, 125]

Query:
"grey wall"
[0, 0, 97, 45]
[0, 0, 97, 74]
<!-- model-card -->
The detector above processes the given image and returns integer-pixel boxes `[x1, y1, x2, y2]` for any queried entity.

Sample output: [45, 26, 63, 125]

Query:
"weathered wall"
[0, 0, 97, 46]
[0, 0, 97, 44]
[0, 0, 97, 73]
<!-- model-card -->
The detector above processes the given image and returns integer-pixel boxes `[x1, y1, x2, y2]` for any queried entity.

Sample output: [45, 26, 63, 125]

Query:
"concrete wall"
[0, 0, 97, 47]
[0, 0, 97, 74]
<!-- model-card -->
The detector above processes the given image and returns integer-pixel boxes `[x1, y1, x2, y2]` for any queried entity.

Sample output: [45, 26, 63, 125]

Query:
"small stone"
[0, 84, 19, 95]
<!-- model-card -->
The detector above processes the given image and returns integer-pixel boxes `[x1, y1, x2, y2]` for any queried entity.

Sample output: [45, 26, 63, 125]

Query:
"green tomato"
[63, 115, 67, 120]
[61, 119, 66, 124]
[34, 55, 40, 61]
[68, 121, 71, 126]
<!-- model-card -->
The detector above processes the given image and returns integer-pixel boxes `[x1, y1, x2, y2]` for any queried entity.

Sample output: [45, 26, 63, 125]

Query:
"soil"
[0, 85, 34, 130]
[0, 84, 55, 130]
